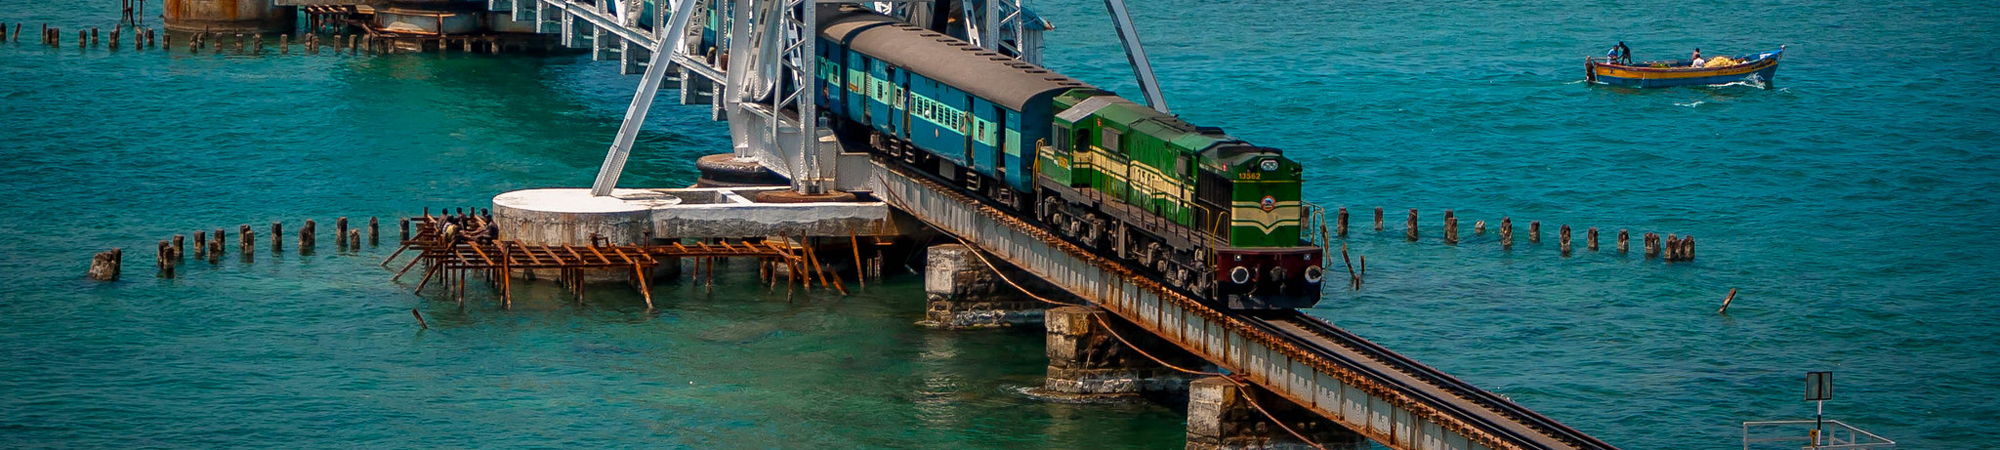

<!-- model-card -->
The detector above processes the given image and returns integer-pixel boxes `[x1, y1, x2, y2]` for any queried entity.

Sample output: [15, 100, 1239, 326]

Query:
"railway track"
[872, 156, 1616, 450]
[1245, 312, 1621, 450]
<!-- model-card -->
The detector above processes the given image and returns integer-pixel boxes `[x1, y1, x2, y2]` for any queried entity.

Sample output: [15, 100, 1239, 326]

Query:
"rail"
[1743, 420, 1896, 450]
[869, 157, 1619, 450]
[1250, 312, 1620, 450]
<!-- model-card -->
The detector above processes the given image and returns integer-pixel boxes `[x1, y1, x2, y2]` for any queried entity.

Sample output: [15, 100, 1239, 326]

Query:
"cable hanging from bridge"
[877, 174, 1330, 450]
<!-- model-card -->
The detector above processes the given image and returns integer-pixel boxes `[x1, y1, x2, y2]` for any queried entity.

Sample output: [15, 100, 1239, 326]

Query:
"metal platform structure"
[476, 1, 1628, 449]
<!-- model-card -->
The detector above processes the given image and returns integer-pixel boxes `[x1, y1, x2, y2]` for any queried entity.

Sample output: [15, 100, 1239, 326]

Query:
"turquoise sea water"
[4, 0, 1997, 448]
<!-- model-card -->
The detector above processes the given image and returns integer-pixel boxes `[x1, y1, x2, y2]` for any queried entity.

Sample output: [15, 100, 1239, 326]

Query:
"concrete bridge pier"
[693, 154, 787, 188]
[1043, 305, 1206, 398]
[922, 243, 1049, 328]
[163, 0, 297, 34]
[1187, 377, 1368, 450]
[491, 188, 682, 283]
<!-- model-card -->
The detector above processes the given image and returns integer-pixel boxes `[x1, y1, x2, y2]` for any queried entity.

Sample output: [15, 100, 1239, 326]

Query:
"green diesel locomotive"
[817, 5, 1325, 309]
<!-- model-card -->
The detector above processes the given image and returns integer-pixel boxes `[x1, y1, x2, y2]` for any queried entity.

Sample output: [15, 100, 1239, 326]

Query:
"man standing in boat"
[1691, 48, 1705, 67]
[1618, 41, 1632, 64]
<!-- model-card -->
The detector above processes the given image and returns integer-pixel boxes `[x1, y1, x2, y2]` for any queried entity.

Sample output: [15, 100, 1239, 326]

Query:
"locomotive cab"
[1197, 145, 1323, 310]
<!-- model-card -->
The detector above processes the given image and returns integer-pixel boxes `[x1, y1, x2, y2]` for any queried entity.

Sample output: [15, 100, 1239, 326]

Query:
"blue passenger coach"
[814, 6, 1090, 204]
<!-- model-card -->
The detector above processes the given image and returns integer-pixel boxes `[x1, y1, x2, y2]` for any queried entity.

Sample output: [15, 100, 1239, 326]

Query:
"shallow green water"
[4, 0, 1999, 448]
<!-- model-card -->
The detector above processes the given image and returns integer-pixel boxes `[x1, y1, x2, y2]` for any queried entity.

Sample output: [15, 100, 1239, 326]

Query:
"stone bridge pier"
[1188, 376, 1368, 450]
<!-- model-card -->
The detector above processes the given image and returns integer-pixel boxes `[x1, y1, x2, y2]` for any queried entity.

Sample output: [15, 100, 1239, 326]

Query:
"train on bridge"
[812, 5, 1325, 310]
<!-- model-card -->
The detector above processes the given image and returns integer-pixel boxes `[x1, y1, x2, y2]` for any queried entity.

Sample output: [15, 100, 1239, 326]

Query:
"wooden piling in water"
[369, 217, 379, 246]
[300, 219, 316, 254]
[88, 248, 122, 281]
[157, 240, 175, 278]
[280, 34, 288, 54]
[1405, 209, 1418, 241]
[1587, 227, 1599, 251]
[239, 225, 253, 254]
[1499, 217, 1513, 248]
[207, 234, 222, 263]
[1559, 225, 1572, 256]
[1336, 207, 1347, 237]
[1373, 207, 1383, 231]
[1529, 221, 1541, 243]
[1617, 229, 1629, 253]
[399, 218, 410, 241]
[172, 234, 185, 260]
[90, 27, 97, 47]
[1474, 220, 1485, 235]
[270, 222, 283, 252]
[108, 28, 118, 49]
[1682, 236, 1694, 261]
[79, 30, 86, 49]
[194, 231, 207, 258]
[1643, 232, 1659, 258]
[1664, 234, 1679, 261]
[336, 217, 348, 247]
[146, 28, 155, 48]
[252, 34, 262, 54]
[1443, 209, 1457, 244]
[349, 230, 361, 250]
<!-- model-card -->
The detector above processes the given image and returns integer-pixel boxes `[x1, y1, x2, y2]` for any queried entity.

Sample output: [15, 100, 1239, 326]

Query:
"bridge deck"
[865, 158, 1618, 450]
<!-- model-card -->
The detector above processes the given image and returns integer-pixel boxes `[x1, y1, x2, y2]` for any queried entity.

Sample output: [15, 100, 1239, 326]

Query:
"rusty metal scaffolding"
[384, 218, 817, 308]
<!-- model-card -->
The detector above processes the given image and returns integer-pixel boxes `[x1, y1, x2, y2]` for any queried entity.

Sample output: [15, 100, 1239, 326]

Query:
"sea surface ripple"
[3, 0, 1997, 448]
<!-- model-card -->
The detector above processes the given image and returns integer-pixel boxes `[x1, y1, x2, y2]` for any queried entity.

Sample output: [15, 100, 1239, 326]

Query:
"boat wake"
[1711, 74, 1771, 89]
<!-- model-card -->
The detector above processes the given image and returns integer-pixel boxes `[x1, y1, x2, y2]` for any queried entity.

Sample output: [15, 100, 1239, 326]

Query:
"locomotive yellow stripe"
[1082, 145, 1191, 199]
[1231, 200, 1301, 234]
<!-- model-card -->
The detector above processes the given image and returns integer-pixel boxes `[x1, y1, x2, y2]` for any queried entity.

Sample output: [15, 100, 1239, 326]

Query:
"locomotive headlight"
[1304, 265, 1324, 284]
[1230, 266, 1252, 284]
[1259, 159, 1280, 172]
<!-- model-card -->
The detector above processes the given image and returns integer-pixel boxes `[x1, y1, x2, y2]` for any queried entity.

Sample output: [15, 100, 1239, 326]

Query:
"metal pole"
[590, 0, 702, 196]
[1815, 400, 1824, 448]
[1102, 0, 1169, 115]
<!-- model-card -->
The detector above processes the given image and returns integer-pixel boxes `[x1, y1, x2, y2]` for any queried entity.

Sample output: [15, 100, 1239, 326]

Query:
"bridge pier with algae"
[1187, 377, 1367, 450]
[921, 243, 1053, 328]
[1042, 305, 1207, 398]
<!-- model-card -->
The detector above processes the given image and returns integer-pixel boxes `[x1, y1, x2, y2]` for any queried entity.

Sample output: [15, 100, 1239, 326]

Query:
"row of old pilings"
[1334, 206, 1697, 261]
[127, 216, 381, 280]
[8, 21, 552, 56]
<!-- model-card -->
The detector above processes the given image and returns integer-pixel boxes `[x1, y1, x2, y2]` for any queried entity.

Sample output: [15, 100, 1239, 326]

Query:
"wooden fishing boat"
[1586, 46, 1784, 88]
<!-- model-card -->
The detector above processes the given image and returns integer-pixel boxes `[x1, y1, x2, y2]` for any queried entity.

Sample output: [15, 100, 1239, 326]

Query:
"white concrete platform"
[492, 187, 912, 246]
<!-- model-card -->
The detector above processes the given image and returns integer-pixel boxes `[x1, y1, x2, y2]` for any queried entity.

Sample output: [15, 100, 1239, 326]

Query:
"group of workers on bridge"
[427, 208, 499, 246]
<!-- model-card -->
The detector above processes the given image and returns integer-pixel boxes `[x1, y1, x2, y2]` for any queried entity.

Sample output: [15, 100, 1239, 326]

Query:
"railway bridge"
[468, 0, 1625, 449]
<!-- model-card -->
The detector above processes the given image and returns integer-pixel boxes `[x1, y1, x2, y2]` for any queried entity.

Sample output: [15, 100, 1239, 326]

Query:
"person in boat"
[1607, 45, 1620, 63]
[1690, 48, 1705, 67]
[1617, 42, 1632, 64]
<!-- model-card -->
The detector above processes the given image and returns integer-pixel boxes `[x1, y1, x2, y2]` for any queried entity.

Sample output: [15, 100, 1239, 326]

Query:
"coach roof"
[819, 5, 1092, 110]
